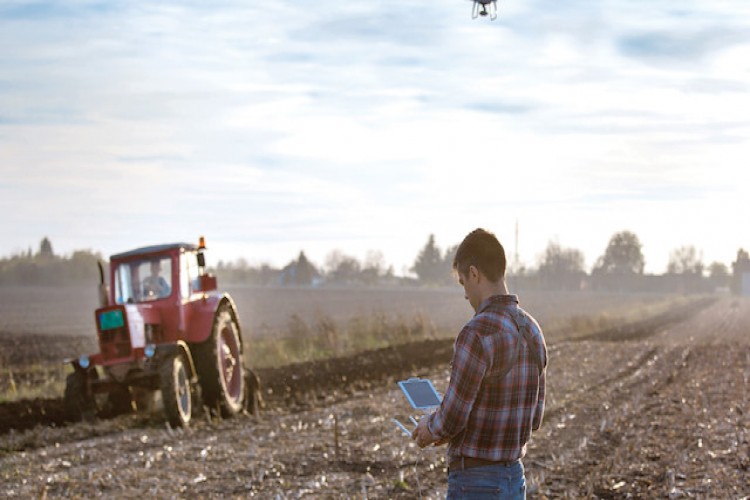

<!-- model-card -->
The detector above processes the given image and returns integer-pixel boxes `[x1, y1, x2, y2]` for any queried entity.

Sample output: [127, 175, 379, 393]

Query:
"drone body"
[472, 0, 498, 20]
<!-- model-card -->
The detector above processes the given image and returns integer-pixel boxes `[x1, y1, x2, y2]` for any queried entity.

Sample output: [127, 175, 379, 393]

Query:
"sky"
[1, 0, 749, 276]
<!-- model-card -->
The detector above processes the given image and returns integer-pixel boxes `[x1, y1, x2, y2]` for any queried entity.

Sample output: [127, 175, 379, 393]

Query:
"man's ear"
[468, 265, 480, 282]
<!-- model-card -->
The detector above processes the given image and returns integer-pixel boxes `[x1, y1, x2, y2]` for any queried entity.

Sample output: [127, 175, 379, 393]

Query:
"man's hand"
[411, 416, 438, 448]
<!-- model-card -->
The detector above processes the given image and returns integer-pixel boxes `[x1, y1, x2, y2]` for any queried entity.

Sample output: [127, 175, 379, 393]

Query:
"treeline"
[212, 249, 399, 287]
[213, 235, 452, 287]
[0, 237, 102, 285]
[2, 233, 748, 295]
[214, 230, 746, 295]
[512, 231, 744, 294]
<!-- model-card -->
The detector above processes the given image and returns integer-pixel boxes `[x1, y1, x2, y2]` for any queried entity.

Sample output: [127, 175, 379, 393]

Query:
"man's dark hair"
[453, 228, 506, 283]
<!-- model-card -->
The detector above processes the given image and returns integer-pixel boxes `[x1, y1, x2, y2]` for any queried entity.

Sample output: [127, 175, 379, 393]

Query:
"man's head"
[453, 229, 507, 312]
[150, 260, 161, 276]
[453, 228, 506, 283]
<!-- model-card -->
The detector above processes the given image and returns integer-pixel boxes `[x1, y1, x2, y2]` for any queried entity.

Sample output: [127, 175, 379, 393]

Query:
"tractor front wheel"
[193, 302, 245, 417]
[64, 371, 97, 422]
[159, 354, 192, 428]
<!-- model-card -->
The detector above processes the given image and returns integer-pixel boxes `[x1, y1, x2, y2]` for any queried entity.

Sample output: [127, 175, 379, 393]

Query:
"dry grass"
[542, 293, 696, 342]
[0, 364, 70, 403]
[248, 310, 437, 368]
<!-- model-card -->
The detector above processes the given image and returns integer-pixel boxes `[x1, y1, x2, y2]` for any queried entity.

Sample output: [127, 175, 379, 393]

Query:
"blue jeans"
[447, 460, 526, 499]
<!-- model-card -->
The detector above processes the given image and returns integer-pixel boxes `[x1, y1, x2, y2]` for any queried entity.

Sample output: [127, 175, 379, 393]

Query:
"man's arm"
[532, 324, 547, 431]
[425, 327, 487, 442]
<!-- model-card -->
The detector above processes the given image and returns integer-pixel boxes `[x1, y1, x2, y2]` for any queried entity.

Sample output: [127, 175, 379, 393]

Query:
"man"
[142, 259, 171, 298]
[412, 228, 547, 499]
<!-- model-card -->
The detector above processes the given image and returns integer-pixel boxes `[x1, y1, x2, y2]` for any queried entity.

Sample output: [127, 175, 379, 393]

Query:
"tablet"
[398, 378, 442, 409]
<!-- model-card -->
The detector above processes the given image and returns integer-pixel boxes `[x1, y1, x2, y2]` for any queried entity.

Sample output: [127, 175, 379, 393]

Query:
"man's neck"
[478, 278, 509, 304]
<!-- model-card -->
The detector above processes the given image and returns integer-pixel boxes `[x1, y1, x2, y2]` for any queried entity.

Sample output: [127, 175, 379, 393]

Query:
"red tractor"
[64, 237, 259, 427]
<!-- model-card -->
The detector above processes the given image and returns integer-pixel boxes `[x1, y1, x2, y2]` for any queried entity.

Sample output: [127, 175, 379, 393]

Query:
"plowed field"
[1, 296, 749, 498]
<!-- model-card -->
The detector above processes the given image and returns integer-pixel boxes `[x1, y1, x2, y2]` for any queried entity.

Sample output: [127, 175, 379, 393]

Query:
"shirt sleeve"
[427, 324, 487, 440]
[532, 368, 545, 430]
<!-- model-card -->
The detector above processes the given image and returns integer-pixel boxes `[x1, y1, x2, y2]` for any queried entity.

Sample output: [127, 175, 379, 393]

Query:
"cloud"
[0, 2, 101, 20]
[681, 77, 749, 94]
[618, 27, 750, 63]
[464, 101, 534, 115]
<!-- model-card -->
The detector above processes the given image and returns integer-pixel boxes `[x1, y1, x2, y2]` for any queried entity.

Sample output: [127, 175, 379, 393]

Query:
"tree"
[66, 250, 102, 283]
[0, 244, 101, 285]
[593, 231, 645, 275]
[361, 250, 390, 285]
[294, 251, 317, 285]
[39, 237, 54, 259]
[537, 241, 585, 290]
[443, 244, 458, 276]
[210, 258, 281, 286]
[707, 261, 729, 290]
[257, 263, 278, 286]
[411, 234, 446, 285]
[731, 248, 750, 295]
[667, 246, 704, 275]
[708, 261, 728, 279]
[280, 251, 318, 286]
[325, 250, 361, 285]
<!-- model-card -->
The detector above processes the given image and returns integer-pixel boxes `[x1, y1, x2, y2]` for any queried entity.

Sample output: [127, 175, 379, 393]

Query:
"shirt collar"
[476, 294, 519, 315]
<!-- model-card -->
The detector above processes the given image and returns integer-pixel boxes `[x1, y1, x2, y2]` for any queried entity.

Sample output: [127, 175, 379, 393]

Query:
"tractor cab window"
[114, 263, 135, 304]
[180, 251, 200, 299]
[114, 257, 173, 304]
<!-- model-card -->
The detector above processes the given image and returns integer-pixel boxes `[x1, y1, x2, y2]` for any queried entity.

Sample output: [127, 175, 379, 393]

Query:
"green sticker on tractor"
[99, 309, 124, 330]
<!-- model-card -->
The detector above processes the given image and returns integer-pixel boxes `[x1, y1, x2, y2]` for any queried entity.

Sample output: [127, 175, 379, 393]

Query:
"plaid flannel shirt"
[427, 294, 547, 462]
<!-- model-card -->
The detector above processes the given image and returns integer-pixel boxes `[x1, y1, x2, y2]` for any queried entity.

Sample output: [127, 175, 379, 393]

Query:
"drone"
[471, 0, 498, 20]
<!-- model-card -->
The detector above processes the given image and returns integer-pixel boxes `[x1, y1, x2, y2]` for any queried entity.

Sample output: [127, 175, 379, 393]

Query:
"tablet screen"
[398, 378, 441, 409]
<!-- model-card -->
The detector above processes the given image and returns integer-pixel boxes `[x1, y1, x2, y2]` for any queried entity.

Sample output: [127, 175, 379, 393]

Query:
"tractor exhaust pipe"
[97, 261, 110, 308]
[197, 235, 207, 275]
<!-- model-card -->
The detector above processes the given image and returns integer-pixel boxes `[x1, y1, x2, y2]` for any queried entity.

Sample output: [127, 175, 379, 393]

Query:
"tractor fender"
[149, 341, 197, 379]
[186, 293, 243, 349]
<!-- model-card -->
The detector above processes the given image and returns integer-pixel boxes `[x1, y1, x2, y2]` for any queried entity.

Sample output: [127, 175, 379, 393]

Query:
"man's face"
[150, 262, 160, 276]
[457, 267, 481, 313]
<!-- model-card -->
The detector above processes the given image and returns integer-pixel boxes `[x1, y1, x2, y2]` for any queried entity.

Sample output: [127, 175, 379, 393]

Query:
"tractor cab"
[114, 254, 174, 304]
[110, 240, 216, 306]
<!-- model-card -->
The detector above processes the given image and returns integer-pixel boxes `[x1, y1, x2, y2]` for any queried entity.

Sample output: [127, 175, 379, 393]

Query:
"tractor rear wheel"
[193, 302, 245, 417]
[159, 354, 192, 428]
[64, 371, 97, 422]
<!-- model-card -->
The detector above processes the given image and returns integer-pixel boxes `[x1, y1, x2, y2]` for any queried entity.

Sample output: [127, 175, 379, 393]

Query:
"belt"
[448, 456, 517, 473]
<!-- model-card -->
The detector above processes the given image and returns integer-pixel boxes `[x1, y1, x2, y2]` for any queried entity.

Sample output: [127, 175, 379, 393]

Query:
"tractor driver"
[142, 259, 171, 299]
